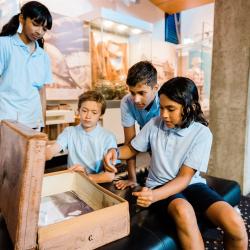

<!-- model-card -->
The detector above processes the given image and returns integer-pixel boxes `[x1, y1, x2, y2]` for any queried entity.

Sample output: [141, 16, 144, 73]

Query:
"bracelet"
[115, 148, 120, 158]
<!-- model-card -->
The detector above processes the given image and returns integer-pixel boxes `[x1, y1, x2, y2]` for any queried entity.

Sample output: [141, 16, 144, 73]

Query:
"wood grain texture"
[0, 121, 129, 250]
[0, 121, 47, 250]
[38, 201, 129, 250]
[38, 171, 130, 249]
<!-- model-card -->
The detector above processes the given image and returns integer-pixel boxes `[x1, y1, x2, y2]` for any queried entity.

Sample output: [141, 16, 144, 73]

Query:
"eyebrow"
[160, 105, 176, 108]
[81, 107, 98, 111]
[130, 90, 147, 94]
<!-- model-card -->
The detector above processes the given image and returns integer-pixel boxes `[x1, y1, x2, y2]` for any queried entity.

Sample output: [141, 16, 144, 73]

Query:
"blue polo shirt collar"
[162, 119, 194, 137]
[78, 123, 101, 137]
[12, 33, 42, 56]
[149, 94, 159, 112]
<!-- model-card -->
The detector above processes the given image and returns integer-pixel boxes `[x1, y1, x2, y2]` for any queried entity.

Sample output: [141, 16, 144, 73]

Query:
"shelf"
[46, 110, 75, 125]
[46, 88, 83, 101]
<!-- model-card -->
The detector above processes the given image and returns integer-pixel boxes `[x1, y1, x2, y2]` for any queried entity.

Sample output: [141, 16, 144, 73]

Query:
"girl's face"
[20, 16, 48, 44]
[128, 81, 158, 110]
[159, 94, 183, 128]
[79, 101, 102, 132]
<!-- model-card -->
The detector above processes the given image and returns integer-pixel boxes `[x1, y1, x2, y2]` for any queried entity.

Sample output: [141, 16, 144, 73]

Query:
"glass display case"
[85, 8, 153, 100]
[176, 36, 213, 117]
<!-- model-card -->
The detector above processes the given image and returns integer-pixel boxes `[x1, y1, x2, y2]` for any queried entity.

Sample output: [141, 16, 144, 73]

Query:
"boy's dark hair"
[158, 77, 208, 128]
[0, 1, 52, 48]
[126, 61, 157, 88]
[78, 91, 106, 115]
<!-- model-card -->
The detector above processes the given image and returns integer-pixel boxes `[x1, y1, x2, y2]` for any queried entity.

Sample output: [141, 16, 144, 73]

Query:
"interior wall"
[0, 0, 19, 29]
[181, 3, 214, 43]
[17, 0, 165, 41]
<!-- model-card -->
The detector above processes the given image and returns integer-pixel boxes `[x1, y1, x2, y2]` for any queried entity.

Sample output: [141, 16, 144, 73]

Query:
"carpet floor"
[204, 195, 250, 249]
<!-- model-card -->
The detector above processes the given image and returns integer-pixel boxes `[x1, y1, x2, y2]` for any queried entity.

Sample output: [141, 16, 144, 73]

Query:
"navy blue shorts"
[151, 183, 225, 215]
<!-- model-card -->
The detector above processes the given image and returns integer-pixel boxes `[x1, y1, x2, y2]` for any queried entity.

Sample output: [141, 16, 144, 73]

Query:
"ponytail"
[0, 14, 20, 36]
[37, 38, 44, 48]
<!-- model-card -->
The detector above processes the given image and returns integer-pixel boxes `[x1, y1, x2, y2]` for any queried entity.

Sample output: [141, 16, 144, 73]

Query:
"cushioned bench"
[0, 164, 241, 250]
[98, 167, 241, 250]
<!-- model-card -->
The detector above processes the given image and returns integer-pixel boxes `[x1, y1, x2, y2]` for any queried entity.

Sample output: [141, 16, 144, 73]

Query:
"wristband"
[115, 148, 120, 158]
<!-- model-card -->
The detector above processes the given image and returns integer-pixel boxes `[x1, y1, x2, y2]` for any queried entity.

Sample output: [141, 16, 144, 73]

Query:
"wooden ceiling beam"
[150, 0, 214, 14]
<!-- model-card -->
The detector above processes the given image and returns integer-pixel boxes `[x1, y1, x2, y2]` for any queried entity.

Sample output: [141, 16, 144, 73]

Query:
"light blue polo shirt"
[120, 93, 160, 128]
[131, 117, 212, 188]
[56, 123, 117, 174]
[0, 34, 52, 128]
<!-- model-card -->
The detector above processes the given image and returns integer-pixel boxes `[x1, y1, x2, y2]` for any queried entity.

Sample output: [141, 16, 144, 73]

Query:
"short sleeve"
[121, 95, 135, 127]
[56, 127, 70, 151]
[104, 132, 117, 153]
[184, 128, 212, 172]
[0, 38, 8, 76]
[43, 53, 53, 84]
[131, 119, 152, 152]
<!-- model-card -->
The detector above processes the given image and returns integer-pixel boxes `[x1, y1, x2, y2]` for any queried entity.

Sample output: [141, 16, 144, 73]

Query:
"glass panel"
[176, 37, 212, 118]
[90, 17, 152, 100]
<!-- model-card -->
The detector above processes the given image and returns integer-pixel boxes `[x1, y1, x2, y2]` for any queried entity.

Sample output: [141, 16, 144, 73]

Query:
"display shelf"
[84, 8, 152, 100]
[46, 88, 82, 101]
[45, 110, 75, 125]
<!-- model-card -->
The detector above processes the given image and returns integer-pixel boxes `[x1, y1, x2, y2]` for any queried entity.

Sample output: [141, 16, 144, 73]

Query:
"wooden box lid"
[0, 120, 47, 249]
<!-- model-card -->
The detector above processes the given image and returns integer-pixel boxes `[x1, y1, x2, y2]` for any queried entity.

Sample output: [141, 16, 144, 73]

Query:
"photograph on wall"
[44, 12, 91, 94]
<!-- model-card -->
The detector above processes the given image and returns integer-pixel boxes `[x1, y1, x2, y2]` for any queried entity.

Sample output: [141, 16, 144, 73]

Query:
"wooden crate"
[0, 121, 129, 250]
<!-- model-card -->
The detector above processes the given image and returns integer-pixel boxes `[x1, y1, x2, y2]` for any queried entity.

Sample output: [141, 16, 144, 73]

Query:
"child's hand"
[103, 148, 118, 173]
[45, 143, 61, 160]
[132, 187, 154, 207]
[115, 179, 138, 190]
[69, 164, 88, 175]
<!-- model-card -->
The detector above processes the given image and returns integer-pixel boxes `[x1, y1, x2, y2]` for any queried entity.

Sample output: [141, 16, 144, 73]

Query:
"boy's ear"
[153, 83, 159, 92]
[19, 14, 24, 24]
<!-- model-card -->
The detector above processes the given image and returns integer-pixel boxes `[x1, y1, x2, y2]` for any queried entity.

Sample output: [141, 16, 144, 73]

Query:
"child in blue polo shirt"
[104, 77, 247, 249]
[118, 60, 160, 190]
[0, 1, 52, 129]
[46, 91, 117, 183]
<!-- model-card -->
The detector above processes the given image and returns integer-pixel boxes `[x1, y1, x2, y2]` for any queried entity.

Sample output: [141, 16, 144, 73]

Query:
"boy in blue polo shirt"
[46, 91, 117, 183]
[117, 61, 159, 190]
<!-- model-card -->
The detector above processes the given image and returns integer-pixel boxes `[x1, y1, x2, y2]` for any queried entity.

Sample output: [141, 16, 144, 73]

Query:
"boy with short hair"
[117, 61, 159, 190]
[46, 90, 116, 183]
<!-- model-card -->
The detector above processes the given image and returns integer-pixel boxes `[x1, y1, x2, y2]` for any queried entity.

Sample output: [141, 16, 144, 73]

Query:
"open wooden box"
[0, 120, 129, 250]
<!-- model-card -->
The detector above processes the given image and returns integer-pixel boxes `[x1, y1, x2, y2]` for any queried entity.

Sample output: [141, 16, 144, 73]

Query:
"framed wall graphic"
[44, 12, 91, 100]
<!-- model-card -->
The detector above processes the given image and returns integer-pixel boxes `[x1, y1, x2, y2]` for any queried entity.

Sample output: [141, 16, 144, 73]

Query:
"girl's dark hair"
[158, 77, 208, 128]
[0, 1, 52, 48]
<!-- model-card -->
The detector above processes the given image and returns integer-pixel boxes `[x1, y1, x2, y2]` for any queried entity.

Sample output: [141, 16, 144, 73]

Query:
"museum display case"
[86, 8, 153, 100]
[176, 36, 212, 117]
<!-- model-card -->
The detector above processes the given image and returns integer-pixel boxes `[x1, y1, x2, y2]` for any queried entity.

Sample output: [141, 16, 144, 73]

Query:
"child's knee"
[224, 211, 247, 241]
[169, 199, 196, 222]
